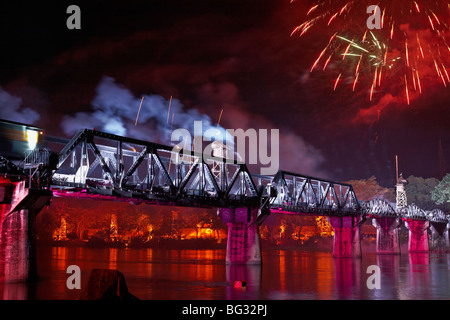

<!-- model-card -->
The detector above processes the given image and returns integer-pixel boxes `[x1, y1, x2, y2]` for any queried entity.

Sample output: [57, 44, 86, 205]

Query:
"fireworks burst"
[291, 0, 450, 104]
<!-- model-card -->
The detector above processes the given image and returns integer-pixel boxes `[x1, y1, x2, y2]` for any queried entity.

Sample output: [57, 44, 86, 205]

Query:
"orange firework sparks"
[310, 47, 327, 72]
[328, 12, 339, 26]
[342, 42, 352, 60]
[323, 54, 332, 70]
[416, 33, 424, 58]
[353, 72, 359, 91]
[378, 67, 382, 86]
[217, 108, 223, 127]
[442, 63, 450, 82]
[307, 4, 319, 15]
[333, 73, 342, 90]
[416, 70, 422, 93]
[405, 74, 410, 105]
[428, 15, 435, 30]
[405, 39, 409, 67]
[355, 55, 362, 75]
[434, 59, 447, 86]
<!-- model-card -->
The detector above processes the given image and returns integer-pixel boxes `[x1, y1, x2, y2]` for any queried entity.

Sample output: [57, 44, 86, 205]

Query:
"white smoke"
[61, 76, 228, 145]
[0, 87, 40, 124]
[61, 76, 326, 177]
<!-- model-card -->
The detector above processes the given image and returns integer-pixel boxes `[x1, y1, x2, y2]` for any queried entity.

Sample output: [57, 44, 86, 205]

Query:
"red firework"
[291, 0, 450, 105]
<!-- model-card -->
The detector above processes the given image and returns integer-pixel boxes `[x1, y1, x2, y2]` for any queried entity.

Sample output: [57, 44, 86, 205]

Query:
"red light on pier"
[233, 280, 247, 288]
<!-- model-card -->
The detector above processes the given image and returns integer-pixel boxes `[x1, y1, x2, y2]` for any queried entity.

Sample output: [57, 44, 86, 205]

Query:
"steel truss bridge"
[1, 128, 448, 225]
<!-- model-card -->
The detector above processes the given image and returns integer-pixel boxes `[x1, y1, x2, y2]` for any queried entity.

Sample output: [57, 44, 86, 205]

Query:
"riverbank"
[38, 236, 344, 252]
[38, 238, 228, 250]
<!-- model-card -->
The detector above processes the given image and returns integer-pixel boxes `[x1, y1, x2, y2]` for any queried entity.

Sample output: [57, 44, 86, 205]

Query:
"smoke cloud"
[0, 87, 40, 124]
[61, 76, 228, 144]
[61, 76, 326, 177]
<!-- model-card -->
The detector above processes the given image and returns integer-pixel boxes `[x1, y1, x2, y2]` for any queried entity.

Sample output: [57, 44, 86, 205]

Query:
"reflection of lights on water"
[26, 129, 39, 150]
[316, 216, 334, 237]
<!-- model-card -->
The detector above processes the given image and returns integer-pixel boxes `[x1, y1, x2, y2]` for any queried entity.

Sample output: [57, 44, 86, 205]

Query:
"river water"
[0, 246, 449, 300]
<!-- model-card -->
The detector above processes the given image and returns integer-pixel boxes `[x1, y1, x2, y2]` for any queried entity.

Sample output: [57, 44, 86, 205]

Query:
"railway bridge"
[0, 119, 449, 282]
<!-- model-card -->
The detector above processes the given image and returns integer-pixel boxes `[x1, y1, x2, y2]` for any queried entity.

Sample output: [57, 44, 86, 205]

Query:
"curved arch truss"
[399, 204, 428, 220]
[363, 198, 397, 217]
[426, 209, 448, 223]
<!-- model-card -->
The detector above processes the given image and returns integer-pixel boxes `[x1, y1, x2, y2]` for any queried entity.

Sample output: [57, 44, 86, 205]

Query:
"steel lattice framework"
[363, 198, 450, 225]
[427, 209, 448, 223]
[2, 127, 449, 225]
[42, 129, 363, 217]
[50, 129, 260, 208]
[268, 171, 361, 216]
[363, 198, 397, 217]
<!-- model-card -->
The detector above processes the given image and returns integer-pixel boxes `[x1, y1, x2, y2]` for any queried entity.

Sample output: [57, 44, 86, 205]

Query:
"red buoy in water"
[233, 280, 247, 288]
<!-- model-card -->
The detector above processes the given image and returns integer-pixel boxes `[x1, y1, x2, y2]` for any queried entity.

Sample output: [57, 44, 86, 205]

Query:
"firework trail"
[291, 0, 450, 104]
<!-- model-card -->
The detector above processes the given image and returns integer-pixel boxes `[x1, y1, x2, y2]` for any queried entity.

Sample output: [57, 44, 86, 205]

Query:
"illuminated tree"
[432, 174, 450, 208]
[315, 216, 333, 238]
[345, 176, 394, 202]
[64, 199, 110, 240]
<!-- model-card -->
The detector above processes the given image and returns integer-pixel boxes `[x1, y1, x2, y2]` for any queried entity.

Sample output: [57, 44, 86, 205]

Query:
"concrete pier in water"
[219, 207, 261, 264]
[404, 220, 429, 253]
[430, 221, 450, 251]
[0, 178, 51, 282]
[372, 217, 401, 254]
[328, 216, 362, 258]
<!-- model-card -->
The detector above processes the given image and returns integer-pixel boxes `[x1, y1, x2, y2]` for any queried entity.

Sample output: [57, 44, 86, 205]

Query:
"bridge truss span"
[50, 129, 260, 208]
[268, 170, 361, 217]
[40, 129, 367, 218]
[426, 208, 448, 223]
[10, 126, 448, 224]
[363, 198, 398, 218]
[399, 203, 429, 221]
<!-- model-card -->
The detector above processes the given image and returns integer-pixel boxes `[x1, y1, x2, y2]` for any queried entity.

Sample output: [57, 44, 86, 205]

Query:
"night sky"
[1, 0, 450, 187]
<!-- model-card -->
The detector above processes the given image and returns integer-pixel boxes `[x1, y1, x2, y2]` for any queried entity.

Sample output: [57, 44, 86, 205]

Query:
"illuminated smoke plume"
[0, 87, 40, 124]
[61, 76, 327, 177]
[61, 76, 228, 145]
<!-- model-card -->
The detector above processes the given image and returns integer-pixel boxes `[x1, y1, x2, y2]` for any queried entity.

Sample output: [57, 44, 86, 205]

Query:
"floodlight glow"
[26, 129, 39, 150]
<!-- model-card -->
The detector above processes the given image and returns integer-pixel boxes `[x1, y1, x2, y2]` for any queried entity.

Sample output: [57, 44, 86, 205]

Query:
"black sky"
[1, 0, 449, 187]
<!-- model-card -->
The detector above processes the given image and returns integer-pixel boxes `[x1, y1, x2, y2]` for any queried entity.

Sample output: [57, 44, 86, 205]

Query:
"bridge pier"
[372, 217, 401, 254]
[328, 216, 361, 258]
[430, 222, 450, 251]
[218, 207, 261, 264]
[404, 220, 429, 253]
[0, 179, 52, 282]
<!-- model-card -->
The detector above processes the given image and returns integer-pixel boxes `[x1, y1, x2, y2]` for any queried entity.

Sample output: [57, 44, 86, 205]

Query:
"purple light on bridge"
[404, 219, 430, 253]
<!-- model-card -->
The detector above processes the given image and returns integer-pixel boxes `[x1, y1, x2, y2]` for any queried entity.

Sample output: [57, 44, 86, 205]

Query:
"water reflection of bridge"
[0, 121, 449, 282]
[2, 248, 448, 300]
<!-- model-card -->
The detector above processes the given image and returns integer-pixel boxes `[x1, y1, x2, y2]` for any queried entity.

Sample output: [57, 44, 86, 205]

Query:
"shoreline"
[37, 236, 340, 252]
